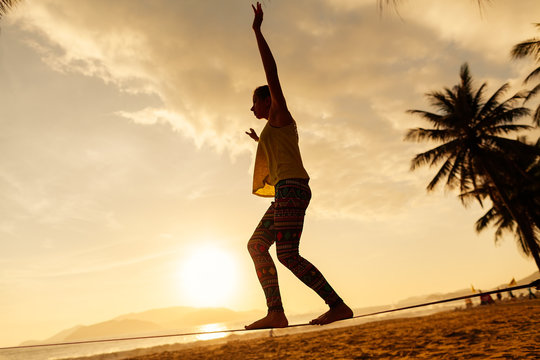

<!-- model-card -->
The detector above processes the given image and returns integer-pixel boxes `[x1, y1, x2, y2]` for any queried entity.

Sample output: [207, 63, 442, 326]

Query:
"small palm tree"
[406, 63, 540, 271]
[511, 23, 540, 125]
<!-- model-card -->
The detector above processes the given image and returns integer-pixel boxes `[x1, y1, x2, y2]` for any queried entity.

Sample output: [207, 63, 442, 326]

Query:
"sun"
[178, 244, 239, 308]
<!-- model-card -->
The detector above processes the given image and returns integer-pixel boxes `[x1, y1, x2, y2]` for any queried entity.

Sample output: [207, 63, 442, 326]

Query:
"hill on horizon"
[395, 271, 539, 307]
[21, 271, 539, 346]
[21, 307, 264, 346]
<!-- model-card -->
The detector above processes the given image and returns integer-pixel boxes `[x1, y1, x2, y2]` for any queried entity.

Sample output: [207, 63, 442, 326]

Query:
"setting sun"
[178, 244, 239, 307]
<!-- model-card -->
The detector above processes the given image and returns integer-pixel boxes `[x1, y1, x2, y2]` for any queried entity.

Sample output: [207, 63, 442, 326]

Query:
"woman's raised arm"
[252, 2, 292, 126]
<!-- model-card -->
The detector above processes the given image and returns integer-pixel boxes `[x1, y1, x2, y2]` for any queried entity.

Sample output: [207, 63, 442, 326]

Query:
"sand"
[72, 298, 540, 360]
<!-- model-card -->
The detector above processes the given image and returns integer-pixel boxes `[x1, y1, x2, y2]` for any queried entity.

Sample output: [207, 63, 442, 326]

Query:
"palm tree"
[511, 23, 540, 125]
[0, 0, 20, 20]
[468, 137, 540, 260]
[406, 63, 540, 271]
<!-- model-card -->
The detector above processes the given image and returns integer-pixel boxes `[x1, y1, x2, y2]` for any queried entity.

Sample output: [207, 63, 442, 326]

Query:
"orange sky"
[0, 0, 539, 347]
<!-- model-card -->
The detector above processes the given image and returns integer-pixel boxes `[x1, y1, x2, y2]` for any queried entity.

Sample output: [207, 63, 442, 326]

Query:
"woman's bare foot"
[245, 311, 289, 330]
[309, 302, 353, 325]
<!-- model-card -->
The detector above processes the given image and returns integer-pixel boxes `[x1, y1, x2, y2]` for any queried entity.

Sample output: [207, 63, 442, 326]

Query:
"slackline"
[1, 279, 538, 351]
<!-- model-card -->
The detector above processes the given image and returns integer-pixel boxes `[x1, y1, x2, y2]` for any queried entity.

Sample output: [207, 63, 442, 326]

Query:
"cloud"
[0, 248, 175, 282]
[397, 0, 540, 63]
[10, 0, 539, 219]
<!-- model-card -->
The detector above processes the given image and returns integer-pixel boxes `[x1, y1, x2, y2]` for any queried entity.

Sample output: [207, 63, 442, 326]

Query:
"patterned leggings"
[247, 179, 342, 312]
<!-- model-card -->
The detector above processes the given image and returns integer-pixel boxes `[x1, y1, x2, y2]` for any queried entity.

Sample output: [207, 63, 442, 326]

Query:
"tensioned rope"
[1, 279, 538, 351]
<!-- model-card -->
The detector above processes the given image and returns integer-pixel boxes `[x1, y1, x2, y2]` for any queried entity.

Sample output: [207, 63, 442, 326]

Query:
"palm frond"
[426, 157, 454, 191]
[479, 94, 530, 128]
[494, 217, 518, 245]
[533, 105, 540, 126]
[514, 226, 535, 255]
[521, 85, 540, 126]
[475, 202, 520, 245]
[425, 90, 457, 116]
[511, 38, 540, 61]
[459, 183, 491, 206]
[492, 138, 540, 161]
[475, 207, 497, 232]
[0, 0, 20, 20]
[524, 65, 540, 84]
[484, 123, 532, 137]
[404, 127, 455, 143]
[476, 83, 510, 120]
[447, 149, 468, 192]
[377, 0, 400, 11]
[472, 83, 487, 114]
[459, 63, 474, 94]
[409, 140, 459, 171]
[486, 108, 531, 129]
[405, 110, 446, 128]
[524, 82, 540, 103]
[467, 157, 486, 205]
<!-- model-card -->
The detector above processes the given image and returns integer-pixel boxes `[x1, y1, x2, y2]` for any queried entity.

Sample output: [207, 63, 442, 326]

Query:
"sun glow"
[196, 323, 228, 341]
[178, 244, 239, 307]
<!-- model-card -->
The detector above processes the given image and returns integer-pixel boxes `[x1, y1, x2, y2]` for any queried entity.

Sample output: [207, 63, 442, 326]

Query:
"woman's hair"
[254, 85, 270, 100]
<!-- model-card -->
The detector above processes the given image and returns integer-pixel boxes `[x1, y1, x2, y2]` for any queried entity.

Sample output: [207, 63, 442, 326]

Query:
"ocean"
[0, 322, 235, 360]
[0, 304, 457, 360]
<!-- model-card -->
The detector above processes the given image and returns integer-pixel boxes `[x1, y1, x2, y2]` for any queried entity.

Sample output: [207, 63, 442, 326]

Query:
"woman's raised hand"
[252, 2, 263, 30]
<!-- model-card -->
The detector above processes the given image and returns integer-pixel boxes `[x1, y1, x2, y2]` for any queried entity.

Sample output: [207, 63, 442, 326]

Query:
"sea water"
[0, 323, 233, 360]
[0, 304, 456, 360]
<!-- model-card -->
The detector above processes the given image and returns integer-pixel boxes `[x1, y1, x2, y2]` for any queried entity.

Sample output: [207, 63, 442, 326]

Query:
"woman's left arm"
[246, 128, 259, 142]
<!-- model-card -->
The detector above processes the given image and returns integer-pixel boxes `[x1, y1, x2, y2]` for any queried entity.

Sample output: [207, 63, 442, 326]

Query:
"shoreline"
[64, 298, 540, 360]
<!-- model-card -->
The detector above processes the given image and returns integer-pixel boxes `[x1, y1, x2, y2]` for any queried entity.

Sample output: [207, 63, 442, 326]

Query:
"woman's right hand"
[245, 128, 259, 142]
[252, 2, 263, 31]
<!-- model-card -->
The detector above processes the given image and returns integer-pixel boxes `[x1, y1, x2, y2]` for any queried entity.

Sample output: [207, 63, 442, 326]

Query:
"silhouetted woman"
[244, 2, 353, 330]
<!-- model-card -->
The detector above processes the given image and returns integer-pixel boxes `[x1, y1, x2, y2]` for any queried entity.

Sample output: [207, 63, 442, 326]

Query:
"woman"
[244, 2, 353, 330]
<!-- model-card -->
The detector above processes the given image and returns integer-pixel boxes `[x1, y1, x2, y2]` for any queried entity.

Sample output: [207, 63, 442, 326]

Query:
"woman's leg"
[245, 203, 288, 329]
[274, 180, 342, 306]
[274, 179, 353, 324]
[247, 202, 282, 311]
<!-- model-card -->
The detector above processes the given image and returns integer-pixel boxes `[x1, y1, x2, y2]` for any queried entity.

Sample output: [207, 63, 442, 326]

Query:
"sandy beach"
[67, 297, 539, 360]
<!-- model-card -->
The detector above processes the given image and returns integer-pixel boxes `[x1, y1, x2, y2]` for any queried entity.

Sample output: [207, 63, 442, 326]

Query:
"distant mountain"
[19, 325, 83, 346]
[513, 271, 540, 287]
[63, 319, 163, 341]
[21, 271, 539, 346]
[114, 306, 244, 328]
[114, 306, 199, 325]
[395, 271, 539, 307]
[21, 307, 263, 346]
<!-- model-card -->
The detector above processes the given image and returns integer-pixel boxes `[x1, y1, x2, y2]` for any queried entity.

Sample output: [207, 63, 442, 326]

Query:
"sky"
[1, 0, 539, 347]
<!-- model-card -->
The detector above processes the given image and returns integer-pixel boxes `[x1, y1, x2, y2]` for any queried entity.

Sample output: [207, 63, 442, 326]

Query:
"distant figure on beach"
[479, 291, 495, 305]
[244, 2, 353, 330]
